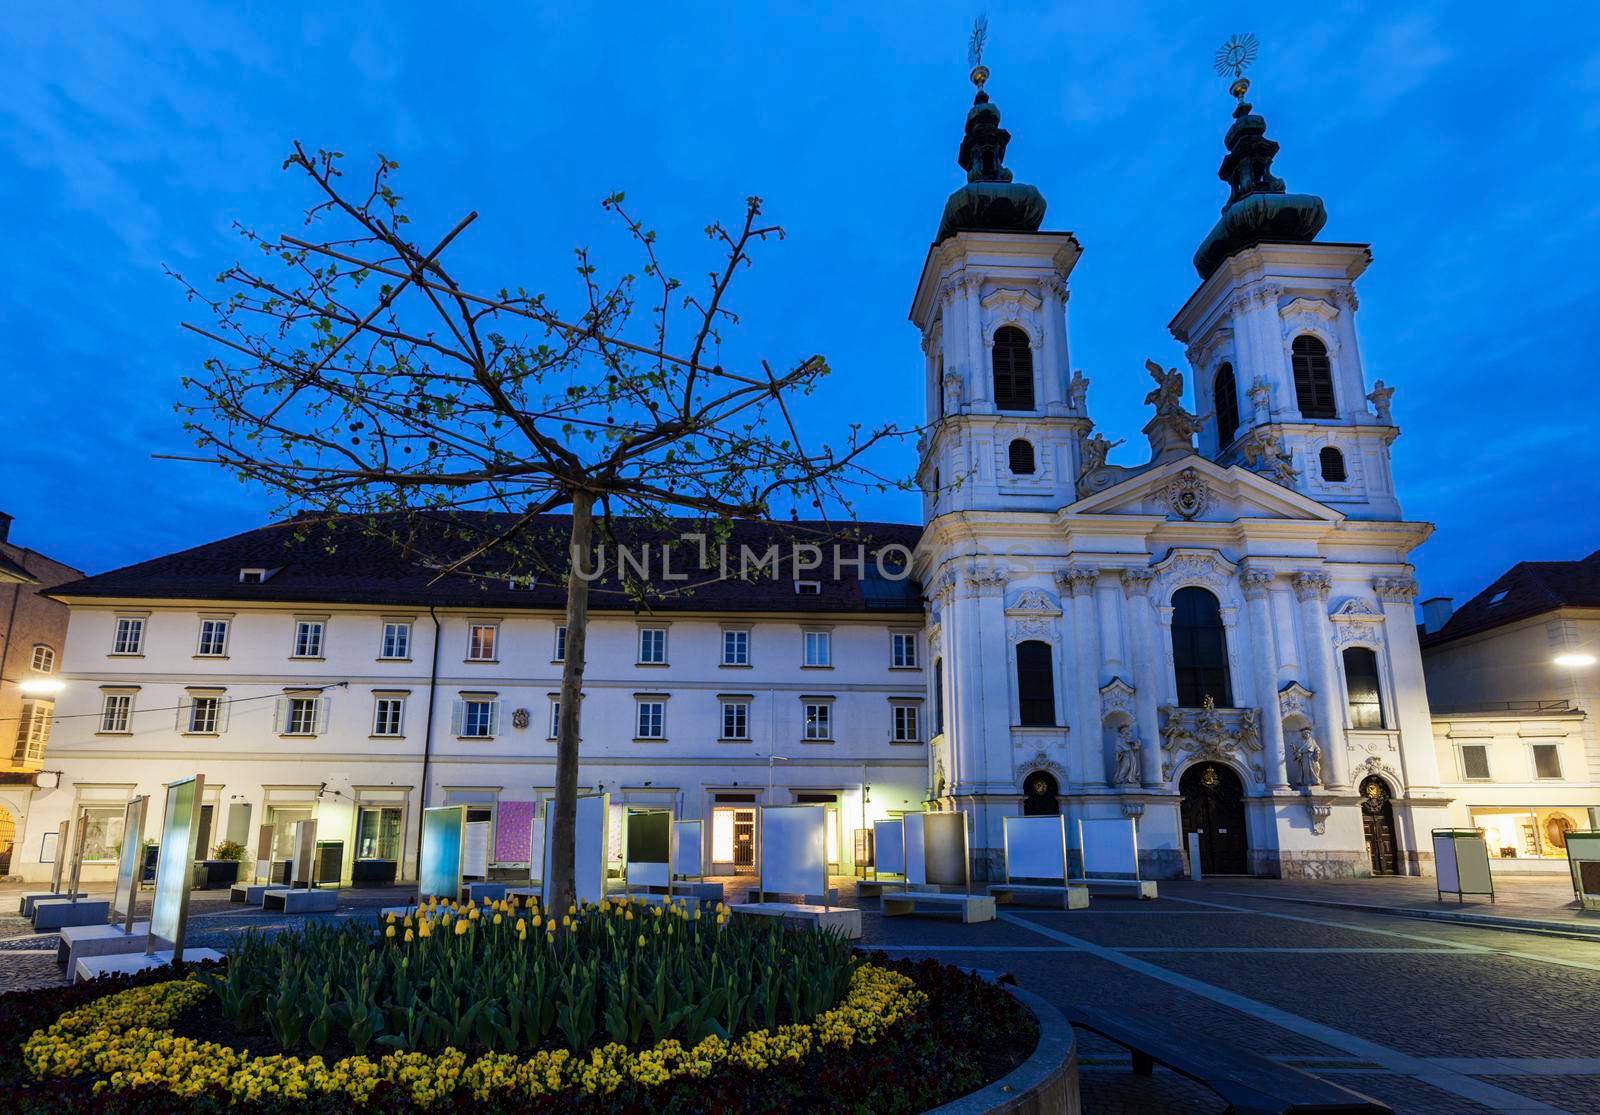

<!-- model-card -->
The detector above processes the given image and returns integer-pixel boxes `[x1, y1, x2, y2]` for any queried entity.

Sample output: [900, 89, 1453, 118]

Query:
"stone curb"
[1223, 891, 1600, 942]
[927, 984, 1080, 1115]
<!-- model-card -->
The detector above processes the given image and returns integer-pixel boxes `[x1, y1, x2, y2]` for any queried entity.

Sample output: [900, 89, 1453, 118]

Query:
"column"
[969, 565, 1013, 795]
[1095, 580, 1127, 678]
[1240, 566, 1291, 790]
[1058, 567, 1102, 789]
[1040, 276, 1067, 414]
[1120, 569, 1164, 786]
[964, 274, 989, 412]
[1374, 575, 1442, 789]
[1268, 583, 1301, 687]
[1292, 571, 1349, 789]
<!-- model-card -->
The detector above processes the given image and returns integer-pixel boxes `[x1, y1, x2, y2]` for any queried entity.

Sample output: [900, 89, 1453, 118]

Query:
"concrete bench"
[261, 888, 338, 913]
[230, 883, 282, 905]
[743, 887, 839, 906]
[1065, 1002, 1391, 1113]
[1083, 878, 1159, 900]
[882, 890, 996, 923]
[33, 899, 111, 930]
[989, 883, 1090, 910]
[463, 882, 508, 903]
[19, 891, 88, 916]
[856, 878, 909, 898]
[507, 887, 544, 903]
[634, 880, 724, 902]
[57, 922, 150, 971]
[730, 902, 862, 940]
[75, 948, 224, 984]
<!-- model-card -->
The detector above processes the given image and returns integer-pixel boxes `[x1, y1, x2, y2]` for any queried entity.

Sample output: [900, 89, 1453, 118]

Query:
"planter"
[930, 985, 1079, 1115]
[193, 860, 240, 889]
[351, 858, 398, 886]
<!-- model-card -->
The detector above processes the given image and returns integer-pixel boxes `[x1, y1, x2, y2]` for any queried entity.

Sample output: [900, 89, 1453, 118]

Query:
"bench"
[57, 922, 150, 971]
[989, 882, 1090, 910]
[856, 878, 909, 898]
[743, 887, 839, 906]
[75, 948, 224, 984]
[1082, 878, 1159, 900]
[230, 883, 280, 905]
[19, 891, 87, 916]
[463, 882, 509, 903]
[730, 902, 862, 940]
[32, 899, 111, 930]
[1064, 1004, 1391, 1114]
[261, 888, 338, 913]
[634, 880, 725, 902]
[882, 890, 996, 923]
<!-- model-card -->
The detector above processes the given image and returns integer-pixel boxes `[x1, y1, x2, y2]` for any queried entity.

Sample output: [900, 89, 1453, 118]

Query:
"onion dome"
[1192, 73, 1326, 279]
[935, 63, 1047, 244]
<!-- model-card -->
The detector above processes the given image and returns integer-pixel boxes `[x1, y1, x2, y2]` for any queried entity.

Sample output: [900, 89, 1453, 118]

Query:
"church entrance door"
[1021, 771, 1060, 816]
[1360, 777, 1399, 875]
[1180, 762, 1248, 875]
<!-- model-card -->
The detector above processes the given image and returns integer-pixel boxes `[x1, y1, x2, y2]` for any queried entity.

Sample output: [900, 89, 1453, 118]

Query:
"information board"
[671, 819, 703, 879]
[759, 805, 827, 901]
[626, 808, 672, 889]
[1003, 815, 1069, 883]
[1563, 830, 1600, 910]
[418, 805, 467, 900]
[1434, 828, 1494, 902]
[291, 819, 319, 887]
[873, 819, 905, 877]
[1079, 818, 1141, 879]
[112, 796, 149, 929]
[542, 793, 609, 906]
[923, 812, 970, 889]
[464, 820, 491, 878]
[903, 813, 927, 886]
[148, 775, 205, 961]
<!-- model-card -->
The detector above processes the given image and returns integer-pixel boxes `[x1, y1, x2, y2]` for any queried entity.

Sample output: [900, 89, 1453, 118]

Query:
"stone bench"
[33, 898, 111, 930]
[1083, 878, 1159, 900]
[882, 890, 997, 923]
[631, 880, 725, 902]
[990, 883, 1091, 910]
[57, 922, 150, 971]
[230, 883, 281, 905]
[75, 948, 224, 984]
[730, 902, 862, 940]
[856, 878, 909, 898]
[19, 891, 88, 916]
[463, 882, 508, 903]
[261, 888, 338, 913]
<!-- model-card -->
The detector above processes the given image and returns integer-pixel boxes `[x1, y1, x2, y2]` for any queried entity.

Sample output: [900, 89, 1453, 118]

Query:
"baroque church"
[912, 59, 1441, 879]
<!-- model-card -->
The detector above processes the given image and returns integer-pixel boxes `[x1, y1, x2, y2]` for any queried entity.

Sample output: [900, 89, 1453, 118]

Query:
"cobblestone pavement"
[5, 878, 1600, 1113]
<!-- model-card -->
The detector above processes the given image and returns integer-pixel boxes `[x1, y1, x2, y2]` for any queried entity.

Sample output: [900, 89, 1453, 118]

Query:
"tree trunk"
[549, 490, 594, 913]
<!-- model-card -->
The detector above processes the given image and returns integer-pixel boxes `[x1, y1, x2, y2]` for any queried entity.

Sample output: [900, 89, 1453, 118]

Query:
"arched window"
[30, 645, 55, 673]
[1343, 646, 1385, 729]
[1171, 587, 1233, 707]
[1212, 363, 1240, 447]
[1008, 438, 1036, 474]
[1291, 336, 1337, 418]
[1015, 640, 1055, 726]
[992, 327, 1035, 412]
[1319, 446, 1347, 482]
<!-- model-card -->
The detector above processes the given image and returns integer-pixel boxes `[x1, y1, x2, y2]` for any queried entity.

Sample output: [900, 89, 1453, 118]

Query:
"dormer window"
[239, 567, 274, 584]
[794, 580, 822, 595]
[992, 327, 1035, 411]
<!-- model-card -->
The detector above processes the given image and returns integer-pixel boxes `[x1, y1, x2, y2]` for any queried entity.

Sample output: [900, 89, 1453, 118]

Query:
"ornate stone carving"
[1144, 360, 1206, 462]
[1112, 724, 1142, 786]
[1279, 297, 1340, 353]
[1291, 571, 1331, 602]
[1330, 597, 1385, 648]
[1006, 588, 1062, 616]
[1153, 549, 1234, 598]
[1354, 755, 1400, 786]
[942, 371, 963, 414]
[511, 708, 531, 730]
[1241, 429, 1298, 485]
[1372, 575, 1419, 602]
[1119, 567, 1155, 597]
[1331, 284, 1360, 311]
[1100, 677, 1137, 720]
[1164, 466, 1211, 520]
[1240, 567, 1276, 598]
[1367, 379, 1395, 423]
[1307, 800, 1332, 836]
[964, 563, 1008, 595]
[1278, 681, 1316, 721]
[980, 288, 1045, 349]
[1158, 698, 1265, 783]
[1076, 430, 1125, 495]
[1120, 800, 1146, 820]
[1293, 725, 1323, 787]
[1252, 281, 1286, 307]
[1067, 369, 1089, 412]
[1247, 377, 1272, 423]
[1016, 752, 1068, 785]
[1056, 566, 1099, 597]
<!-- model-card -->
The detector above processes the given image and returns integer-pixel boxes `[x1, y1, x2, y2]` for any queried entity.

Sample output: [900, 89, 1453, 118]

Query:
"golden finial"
[1214, 33, 1259, 103]
[968, 14, 990, 90]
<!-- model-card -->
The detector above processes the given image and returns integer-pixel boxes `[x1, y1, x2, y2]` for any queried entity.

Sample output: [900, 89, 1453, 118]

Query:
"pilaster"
[1241, 565, 1291, 790]
[1292, 571, 1349, 789]
[1120, 568, 1164, 786]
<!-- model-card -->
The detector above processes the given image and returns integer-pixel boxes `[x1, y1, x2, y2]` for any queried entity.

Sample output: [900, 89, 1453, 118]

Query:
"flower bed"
[1, 897, 1038, 1113]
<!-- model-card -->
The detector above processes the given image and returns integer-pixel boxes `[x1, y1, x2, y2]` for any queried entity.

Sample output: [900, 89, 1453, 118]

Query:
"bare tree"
[167, 145, 910, 910]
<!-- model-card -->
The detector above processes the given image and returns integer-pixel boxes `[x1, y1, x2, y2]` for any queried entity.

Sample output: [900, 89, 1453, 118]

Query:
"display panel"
[464, 820, 491, 877]
[922, 812, 969, 889]
[112, 796, 148, 927]
[759, 805, 827, 899]
[671, 819, 703, 878]
[148, 775, 205, 960]
[1434, 828, 1493, 900]
[542, 793, 609, 906]
[495, 800, 537, 863]
[1003, 815, 1068, 883]
[418, 805, 466, 900]
[291, 819, 319, 886]
[626, 808, 672, 889]
[903, 813, 927, 886]
[873, 819, 905, 876]
[1080, 818, 1140, 878]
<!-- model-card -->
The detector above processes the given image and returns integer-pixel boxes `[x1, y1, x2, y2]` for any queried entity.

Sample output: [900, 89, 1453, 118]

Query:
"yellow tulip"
[455, 920, 469, 937]
[404, 929, 414, 942]
[385, 925, 395, 938]
[636, 934, 646, 948]
[493, 912, 503, 925]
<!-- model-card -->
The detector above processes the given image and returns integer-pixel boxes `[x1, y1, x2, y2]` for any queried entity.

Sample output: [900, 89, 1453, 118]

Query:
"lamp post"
[767, 754, 788, 797]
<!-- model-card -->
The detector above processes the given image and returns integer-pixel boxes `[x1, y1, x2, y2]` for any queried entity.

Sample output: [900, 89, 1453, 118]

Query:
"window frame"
[1319, 446, 1348, 483]
[111, 615, 145, 656]
[891, 702, 921, 743]
[1212, 362, 1240, 447]
[1530, 742, 1564, 781]
[1014, 640, 1057, 727]
[1169, 587, 1234, 708]
[195, 617, 231, 658]
[187, 694, 223, 735]
[459, 696, 498, 739]
[466, 622, 499, 663]
[635, 699, 666, 740]
[1458, 742, 1492, 781]
[1290, 334, 1338, 419]
[99, 691, 134, 734]
[291, 619, 326, 659]
[1007, 438, 1036, 475]
[637, 627, 669, 665]
[12, 699, 53, 763]
[891, 631, 919, 670]
[991, 325, 1036, 412]
[802, 699, 835, 742]
[282, 695, 322, 737]
[553, 624, 568, 662]
[802, 628, 833, 668]
[380, 621, 413, 661]
[30, 644, 55, 673]
[372, 696, 406, 738]
[721, 627, 750, 667]
[1341, 645, 1386, 730]
[721, 699, 751, 741]
[547, 697, 561, 740]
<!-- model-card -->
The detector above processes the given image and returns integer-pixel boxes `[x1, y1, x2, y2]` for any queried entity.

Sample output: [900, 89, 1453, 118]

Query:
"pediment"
[1066, 456, 1343, 524]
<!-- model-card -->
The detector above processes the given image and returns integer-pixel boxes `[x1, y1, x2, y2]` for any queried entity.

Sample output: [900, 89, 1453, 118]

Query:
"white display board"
[291, 819, 319, 886]
[760, 805, 827, 900]
[543, 792, 609, 906]
[529, 810, 546, 883]
[873, 819, 905, 876]
[1079, 818, 1141, 879]
[902, 813, 928, 886]
[1003, 815, 1069, 883]
[1434, 829, 1493, 901]
[672, 819, 703, 878]
[464, 820, 491, 878]
[923, 812, 970, 888]
[625, 808, 672, 890]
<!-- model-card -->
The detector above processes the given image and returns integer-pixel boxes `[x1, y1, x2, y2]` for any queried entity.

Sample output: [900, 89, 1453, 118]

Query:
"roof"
[0, 549, 38, 584]
[1423, 548, 1600, 647]
[47, 512, 926, 616]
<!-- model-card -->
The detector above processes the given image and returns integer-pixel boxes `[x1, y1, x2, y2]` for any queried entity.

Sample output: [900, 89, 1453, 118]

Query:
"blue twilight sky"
[1, 2, 1597, 605]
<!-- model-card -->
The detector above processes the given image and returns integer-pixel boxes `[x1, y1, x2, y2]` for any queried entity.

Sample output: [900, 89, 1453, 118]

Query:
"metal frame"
[47, 819, 68, 893]
[757, 804, 830, 909]
[1075, 817, 1143, 883]
[1432, 827, 1495, 904]
[420, 804, 467, 901]
[623, 806, 674, 898]
[112, 795, 148, 933]
[870, 817, 906, 883]
[1001, 814, 1070, 887]
[147, 774, 205, 963]
[66, 808, 90, 903]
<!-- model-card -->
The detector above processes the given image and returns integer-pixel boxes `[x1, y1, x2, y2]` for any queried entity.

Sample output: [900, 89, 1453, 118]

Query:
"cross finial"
[1213, 33, 1259, 103]
[968, 14, 990, 90]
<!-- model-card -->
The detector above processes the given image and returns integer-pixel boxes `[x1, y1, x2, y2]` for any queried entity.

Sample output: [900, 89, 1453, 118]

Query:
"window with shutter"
[1319, 446, 1347, 482]
[991, 327, 1035, 411]
[1008, 439, 1036, 475]
[1290, 336, 1337, 418]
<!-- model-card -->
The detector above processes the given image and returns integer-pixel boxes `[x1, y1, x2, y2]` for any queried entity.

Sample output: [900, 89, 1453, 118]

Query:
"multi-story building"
[0, 511, 83, 877]
[1421, 551, 1600, 873]
[16, 516, 927, 883]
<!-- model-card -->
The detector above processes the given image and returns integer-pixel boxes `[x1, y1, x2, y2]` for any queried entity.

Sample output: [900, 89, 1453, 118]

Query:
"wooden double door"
[1180, 762, 1249, 875]
[1360, 777, 1400, 875]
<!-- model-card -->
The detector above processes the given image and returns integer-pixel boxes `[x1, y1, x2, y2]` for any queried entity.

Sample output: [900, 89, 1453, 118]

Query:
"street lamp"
[767, 754, 789, 797]
[1554, 653, 1596, 668]
[19, 677, 64, 697]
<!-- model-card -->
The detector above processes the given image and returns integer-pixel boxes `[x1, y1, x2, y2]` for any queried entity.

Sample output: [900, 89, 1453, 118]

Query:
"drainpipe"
[414, 605, 442, 880]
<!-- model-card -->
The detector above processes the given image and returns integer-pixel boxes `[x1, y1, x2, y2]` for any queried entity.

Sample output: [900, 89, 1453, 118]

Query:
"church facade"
[912, 66, 1444, 878]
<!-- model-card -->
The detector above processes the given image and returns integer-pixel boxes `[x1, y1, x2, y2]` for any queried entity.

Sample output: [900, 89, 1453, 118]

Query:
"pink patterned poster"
[495, 801, 536, 863]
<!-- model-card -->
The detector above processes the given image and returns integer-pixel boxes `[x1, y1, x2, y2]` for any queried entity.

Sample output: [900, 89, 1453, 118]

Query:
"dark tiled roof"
[0, 549, 37, 583]
[48, 512, 926, 616]
[1423, 548, 1600, 647]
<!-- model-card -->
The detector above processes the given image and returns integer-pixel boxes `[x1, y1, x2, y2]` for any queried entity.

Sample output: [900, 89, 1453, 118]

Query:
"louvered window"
[992, 327, 1035, 411]
[1319, 446, 1347, 482]
[1008, 439, 1036, 474]
[1213, 363, 1240, 446]
[1291, 336, 1337, 418]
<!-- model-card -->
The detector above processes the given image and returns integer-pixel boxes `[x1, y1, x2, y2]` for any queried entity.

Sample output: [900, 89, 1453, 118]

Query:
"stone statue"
[942, 371, 963, 414]
[1112, 724, 1142, 786]
[1247, 377, 1272, 421]
[1142, 359, 1185, 416]
[1078, 429, 1124, 474]
[1294, 726, 1323, 787]
[1367, 379, 1395, 423]
[1241, 430, 1298, 485]
[1068, 369, 1090, 411]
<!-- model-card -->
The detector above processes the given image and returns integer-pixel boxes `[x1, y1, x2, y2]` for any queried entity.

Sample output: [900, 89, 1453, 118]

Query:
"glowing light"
[19, 678, 64, 696]
[1554, 653, 1597, 668]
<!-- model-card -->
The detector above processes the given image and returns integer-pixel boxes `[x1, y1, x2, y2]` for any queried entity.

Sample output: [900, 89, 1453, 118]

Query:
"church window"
[1342, 646, 1384, 729]
[1015, 640, 1056, 726]
[1290, 336, 1337, 419]
[1008, 439, 1036, 475]
[992, 327, 1035, 411]
[1319, 446, 1347, 482]
[1212, 363, 1240, 446]
[1171, 587, 1233, 707]
[933, 658, 945, 734]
